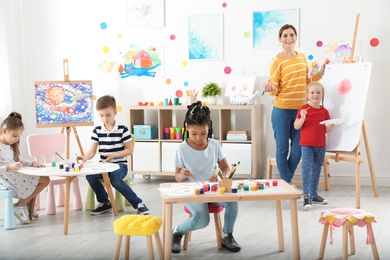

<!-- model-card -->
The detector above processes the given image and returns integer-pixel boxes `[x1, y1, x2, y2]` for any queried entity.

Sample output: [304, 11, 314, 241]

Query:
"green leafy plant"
[201, 82, 222, 98]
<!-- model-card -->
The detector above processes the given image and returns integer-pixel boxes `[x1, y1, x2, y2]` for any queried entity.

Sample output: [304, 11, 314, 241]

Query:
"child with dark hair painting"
[0, 112, 50, 224]
[171, 101, 241, 254]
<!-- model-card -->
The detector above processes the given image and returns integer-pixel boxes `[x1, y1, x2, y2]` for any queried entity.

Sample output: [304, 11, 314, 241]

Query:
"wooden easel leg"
[355, 157, 361, 209]
[72, 126, 85, 155]
[362, 121, 379, 197]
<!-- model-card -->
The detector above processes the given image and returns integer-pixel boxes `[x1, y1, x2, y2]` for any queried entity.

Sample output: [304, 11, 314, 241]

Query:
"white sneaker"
[13, 205, 31, 224]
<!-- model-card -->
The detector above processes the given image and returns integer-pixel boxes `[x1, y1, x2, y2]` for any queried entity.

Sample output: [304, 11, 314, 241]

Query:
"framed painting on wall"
[253, 8, 300, 49]
[188, 13, 224, 60]
[127, 0, 165, 28]
[34, 81, 94, 128]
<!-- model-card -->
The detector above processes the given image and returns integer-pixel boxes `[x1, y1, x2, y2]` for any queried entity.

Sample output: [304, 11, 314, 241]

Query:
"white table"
[159, 180, 302, 260]
[19, 162, 119, 235]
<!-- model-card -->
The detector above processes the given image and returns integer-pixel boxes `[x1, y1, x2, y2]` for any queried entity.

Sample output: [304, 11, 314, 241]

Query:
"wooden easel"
[324, 14, 378, 209]
[61, 59, 85, 158]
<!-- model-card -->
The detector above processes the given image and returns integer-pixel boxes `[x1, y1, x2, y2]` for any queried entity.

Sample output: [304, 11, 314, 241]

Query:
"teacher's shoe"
[91, 202, 112, 215]
[13, 204, 31, 224]
[222, 233, 241, 252]
[172, 231, 183, 253]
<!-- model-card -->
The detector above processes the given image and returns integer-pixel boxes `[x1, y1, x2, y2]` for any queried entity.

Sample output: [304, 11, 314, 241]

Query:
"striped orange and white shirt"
[268, 52, 321, 110]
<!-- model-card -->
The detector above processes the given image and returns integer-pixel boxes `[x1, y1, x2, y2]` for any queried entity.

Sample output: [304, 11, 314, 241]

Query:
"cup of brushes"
[217, 161, 240, 193]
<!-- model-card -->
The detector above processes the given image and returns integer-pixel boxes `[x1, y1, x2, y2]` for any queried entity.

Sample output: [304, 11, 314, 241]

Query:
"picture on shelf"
[34, 81, 94, 127]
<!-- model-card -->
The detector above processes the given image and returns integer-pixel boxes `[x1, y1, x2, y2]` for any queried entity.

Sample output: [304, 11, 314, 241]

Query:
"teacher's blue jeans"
[86, 164, 142, 209]
[176, 202, 238, 235]
[271, 107, 301, 184]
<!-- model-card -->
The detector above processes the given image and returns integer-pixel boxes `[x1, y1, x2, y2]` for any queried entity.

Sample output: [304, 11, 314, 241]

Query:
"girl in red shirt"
[294, 82, 334, 210]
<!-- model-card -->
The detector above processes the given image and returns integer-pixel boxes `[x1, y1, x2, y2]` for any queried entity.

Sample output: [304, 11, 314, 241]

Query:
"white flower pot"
[206, 96, 218, 105]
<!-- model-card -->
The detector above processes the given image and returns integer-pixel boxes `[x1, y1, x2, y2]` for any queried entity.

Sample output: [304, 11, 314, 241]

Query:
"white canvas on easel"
[321, 62, 372, 151]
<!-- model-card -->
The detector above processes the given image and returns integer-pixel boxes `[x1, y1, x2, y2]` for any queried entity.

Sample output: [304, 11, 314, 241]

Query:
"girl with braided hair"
[171, 101, 241, 254]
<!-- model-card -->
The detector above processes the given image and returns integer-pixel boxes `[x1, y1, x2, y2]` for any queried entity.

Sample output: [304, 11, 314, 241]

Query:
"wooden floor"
[1, 176, 389, 260]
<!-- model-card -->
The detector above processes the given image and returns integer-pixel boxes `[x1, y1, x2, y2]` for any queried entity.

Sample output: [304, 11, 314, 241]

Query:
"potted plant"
[201, 81, 222, 105]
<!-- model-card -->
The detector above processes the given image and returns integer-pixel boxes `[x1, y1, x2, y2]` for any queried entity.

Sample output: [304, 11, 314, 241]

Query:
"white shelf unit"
[128, 105, 264, 178]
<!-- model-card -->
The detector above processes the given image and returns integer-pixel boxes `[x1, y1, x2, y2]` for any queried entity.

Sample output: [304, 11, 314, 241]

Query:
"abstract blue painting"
[188, 13, 224, 60]
[253, 8, 299, 49]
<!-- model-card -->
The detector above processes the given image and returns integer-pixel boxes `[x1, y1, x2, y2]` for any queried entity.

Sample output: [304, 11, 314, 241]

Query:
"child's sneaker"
[13, 204, 31, 224]
[303, 195, 312, 210]
[221, 233, 241, 252]
[172, 231, 183, 253]
[91, 202, 112, 215]
[137, 203, 149, 215]
[312, 195, 328, 204]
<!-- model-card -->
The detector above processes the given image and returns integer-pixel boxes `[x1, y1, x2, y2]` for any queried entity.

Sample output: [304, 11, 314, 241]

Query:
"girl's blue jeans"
[86, 164, 141, 209]
[176, 202, 238, 235]
[271, 106, 301, 184]
[301, 146, 326, 196]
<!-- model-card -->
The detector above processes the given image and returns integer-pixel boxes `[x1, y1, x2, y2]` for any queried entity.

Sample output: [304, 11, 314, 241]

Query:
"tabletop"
[18, 162, 119, 177]
[159, 179, 301, 203]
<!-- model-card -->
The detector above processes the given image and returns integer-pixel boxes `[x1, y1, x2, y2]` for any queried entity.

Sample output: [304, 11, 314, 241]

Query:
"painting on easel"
[34, 81, 94, 128]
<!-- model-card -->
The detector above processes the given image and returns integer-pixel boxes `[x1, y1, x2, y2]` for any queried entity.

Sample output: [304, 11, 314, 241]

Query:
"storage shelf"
[128, 104, 263, 178]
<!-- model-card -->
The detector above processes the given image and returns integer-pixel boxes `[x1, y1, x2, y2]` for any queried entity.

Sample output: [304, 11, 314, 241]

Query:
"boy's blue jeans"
[301, 146, 326, 196]
[176, 202, 238, 235]
[271, 106, 301, 184]
[86, 164, 141, 209]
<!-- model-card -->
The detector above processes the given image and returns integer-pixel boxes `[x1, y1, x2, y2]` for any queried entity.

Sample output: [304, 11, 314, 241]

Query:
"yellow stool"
[319, 208, 379, 260]
[113, 215, 163, 260]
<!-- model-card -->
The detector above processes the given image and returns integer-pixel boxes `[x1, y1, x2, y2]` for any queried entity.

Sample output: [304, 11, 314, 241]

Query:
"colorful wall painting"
[118, 44, 164, 78]
[253, 8, 299, 49]
[127, 0, 165, 28]
[188, 13, 224, 60]
[34, 81, 94, 128]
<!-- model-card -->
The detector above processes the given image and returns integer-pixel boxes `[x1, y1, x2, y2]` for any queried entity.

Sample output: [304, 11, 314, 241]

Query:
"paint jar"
[260, 183, 264, 190]
[202, 184, 209, 192]
[231, 187, 238, 193]
[194, 188, 201, 195]
[64, 165, 70, 172]
[51, 161, 56, 167]
[218, 187, 225, 194]
[200, 188, 204, 194]
[272, 180, 278, 186]
[58, 163, 64, 169]
[243, 183, 249, 191]
[211, 184, 218, 192]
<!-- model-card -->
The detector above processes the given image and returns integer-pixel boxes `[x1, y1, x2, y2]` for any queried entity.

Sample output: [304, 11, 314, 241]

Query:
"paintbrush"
[228, 161, 240, 179]
[55, 152, 65, 161]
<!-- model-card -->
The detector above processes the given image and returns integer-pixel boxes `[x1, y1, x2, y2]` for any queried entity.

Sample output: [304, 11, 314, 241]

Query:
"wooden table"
[19, 162, 119, 235]
[159, 180, 302, 260]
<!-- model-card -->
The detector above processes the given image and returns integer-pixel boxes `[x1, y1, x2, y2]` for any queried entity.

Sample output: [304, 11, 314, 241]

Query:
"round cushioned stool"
[113, 215, 163, 260]
[319, 208, 379, 260]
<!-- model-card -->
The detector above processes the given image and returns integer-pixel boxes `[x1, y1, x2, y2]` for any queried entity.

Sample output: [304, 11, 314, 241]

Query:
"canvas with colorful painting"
[34, 81, 94, 127]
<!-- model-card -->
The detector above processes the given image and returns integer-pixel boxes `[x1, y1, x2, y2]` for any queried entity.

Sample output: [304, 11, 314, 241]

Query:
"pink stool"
[319, 207, 379, 260]
[183, 203, 224, 250]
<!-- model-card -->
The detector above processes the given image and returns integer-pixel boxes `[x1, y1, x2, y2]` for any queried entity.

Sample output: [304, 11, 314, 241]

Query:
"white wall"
[7, 0, 390, 186]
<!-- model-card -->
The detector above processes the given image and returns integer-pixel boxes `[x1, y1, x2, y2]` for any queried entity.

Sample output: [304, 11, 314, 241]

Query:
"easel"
[324, 14, 378, 209]
[60, 59, 85, 158]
